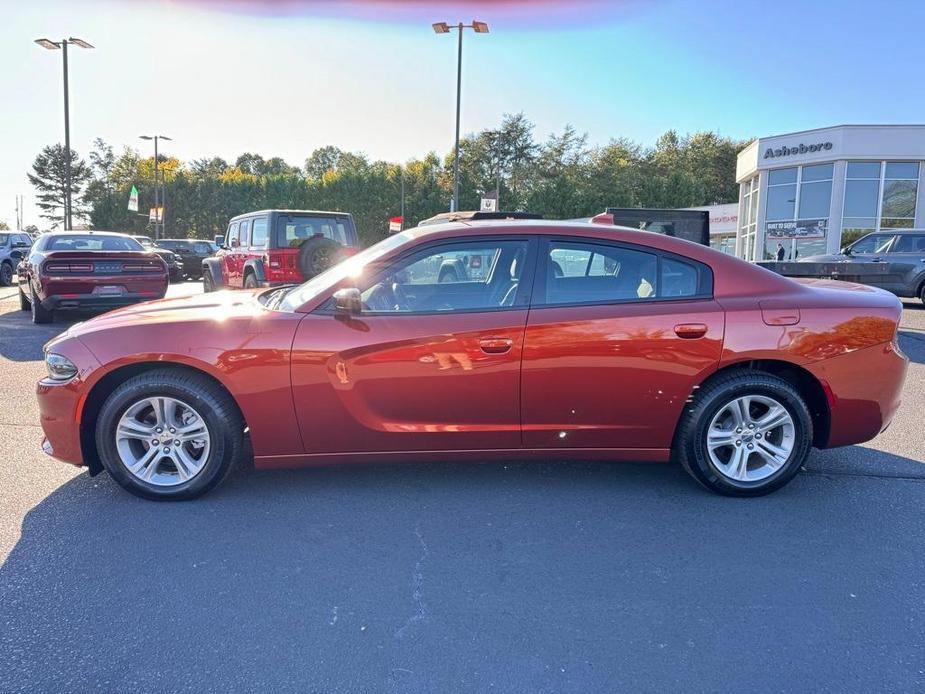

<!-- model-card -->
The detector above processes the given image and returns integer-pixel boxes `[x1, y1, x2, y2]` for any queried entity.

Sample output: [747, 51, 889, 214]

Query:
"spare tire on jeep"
[298, 236, 345, 279]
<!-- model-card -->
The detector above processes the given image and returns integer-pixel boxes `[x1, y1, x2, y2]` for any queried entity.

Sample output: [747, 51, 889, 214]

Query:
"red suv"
[202, 209, 359, 291]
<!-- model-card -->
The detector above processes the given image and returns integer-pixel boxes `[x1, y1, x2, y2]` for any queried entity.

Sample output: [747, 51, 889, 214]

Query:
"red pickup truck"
[202, 209, 359, 291]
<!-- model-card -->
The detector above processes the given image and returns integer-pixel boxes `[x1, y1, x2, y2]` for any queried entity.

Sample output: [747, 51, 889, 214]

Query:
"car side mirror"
[333, 287, 362, 315]
[214, 235, 225, 247]
[842, 246, 852, 255]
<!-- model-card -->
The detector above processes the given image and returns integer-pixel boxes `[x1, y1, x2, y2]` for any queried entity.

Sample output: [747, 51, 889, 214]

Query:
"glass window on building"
[843, 161, 920, 246]
[764, 164, 833, 260]
[738, 176, 759, 260]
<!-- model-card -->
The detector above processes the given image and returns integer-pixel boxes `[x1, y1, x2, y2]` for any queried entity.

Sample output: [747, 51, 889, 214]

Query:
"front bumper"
[36, 338, 101, 468]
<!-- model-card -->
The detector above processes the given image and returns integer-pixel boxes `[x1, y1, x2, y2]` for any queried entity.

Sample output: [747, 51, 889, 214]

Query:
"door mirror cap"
[333, 287, 362, 314]
[214, 235, 225, 247]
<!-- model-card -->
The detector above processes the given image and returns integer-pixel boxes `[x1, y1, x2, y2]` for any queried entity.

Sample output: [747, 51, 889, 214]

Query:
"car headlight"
[45, 353, 78, 381]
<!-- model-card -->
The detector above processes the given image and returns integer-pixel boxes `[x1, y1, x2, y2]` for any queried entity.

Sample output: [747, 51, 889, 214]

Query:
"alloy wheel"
[115, 396, 212, 487]
[705, 395, 795, 483]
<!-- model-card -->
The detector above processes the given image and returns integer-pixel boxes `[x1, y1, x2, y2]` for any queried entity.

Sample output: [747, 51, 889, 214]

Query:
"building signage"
[766, 218, 827, 239]
[764, 142, 833, 159]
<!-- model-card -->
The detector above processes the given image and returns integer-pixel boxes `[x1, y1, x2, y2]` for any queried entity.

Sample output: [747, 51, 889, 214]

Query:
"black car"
[792, 229, 925, 302]
[132, 236, 182, 282]
[155, 238, 217, 280]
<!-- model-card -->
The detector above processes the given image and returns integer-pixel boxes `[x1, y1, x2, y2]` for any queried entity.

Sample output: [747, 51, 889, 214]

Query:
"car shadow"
[898, 328, 925, 364]
[0, 304, 91, 362]
[2, 450, 925, 692]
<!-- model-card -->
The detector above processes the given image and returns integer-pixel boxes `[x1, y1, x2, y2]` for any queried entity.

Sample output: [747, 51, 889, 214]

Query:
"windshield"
[279, 232, 414, 311]
[47, 235, 144, 251]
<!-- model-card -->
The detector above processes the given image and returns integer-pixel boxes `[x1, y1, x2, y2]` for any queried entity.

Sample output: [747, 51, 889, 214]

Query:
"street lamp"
[139, 134, 172, 239]
[432, 20, 489, 212]
[35, 37, 94, 231]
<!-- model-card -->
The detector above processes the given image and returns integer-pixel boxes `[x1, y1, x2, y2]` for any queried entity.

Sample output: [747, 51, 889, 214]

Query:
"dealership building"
[734, 125, 925, 261]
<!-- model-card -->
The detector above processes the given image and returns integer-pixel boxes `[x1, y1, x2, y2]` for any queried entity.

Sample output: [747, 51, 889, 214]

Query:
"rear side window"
[541, 240, 711, 306]
[545, 241, 658, 305]
[891, 235, 925, 253]
[277, 216, 351, 248]
[251, 217, 268, 248]
[239, 220, 251, 247]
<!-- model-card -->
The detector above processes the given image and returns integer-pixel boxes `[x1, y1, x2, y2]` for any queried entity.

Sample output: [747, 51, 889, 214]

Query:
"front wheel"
[674, 371, 812, 496]
[0, 262, 12, 287]
[19, 285, 30, 311]
[95, 369, 244, 500]
[203, 270, 215, 293]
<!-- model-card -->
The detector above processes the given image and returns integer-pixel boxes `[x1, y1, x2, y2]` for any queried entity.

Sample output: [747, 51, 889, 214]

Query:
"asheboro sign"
[764, 142, 833, 159]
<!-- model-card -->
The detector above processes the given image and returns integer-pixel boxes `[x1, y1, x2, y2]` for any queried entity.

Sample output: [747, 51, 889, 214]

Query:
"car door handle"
[479, 337, 513, 354]
[674, 323, 708, 339]
[872, 257, 883, 262]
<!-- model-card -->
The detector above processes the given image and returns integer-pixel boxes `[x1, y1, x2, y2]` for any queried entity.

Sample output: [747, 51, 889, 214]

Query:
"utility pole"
[139, 134, 172, 239]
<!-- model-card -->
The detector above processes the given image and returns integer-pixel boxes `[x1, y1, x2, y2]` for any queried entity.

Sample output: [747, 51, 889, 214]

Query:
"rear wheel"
[675, 371, 812, 496]
[95, 369, 244, 500]
[0, 262, 13, 287]
[243, 272, 258, 289]
[30, 284, 53, 324]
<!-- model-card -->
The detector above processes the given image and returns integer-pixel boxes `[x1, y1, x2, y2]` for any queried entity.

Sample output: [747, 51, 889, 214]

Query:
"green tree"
[27, 144, 92, 228]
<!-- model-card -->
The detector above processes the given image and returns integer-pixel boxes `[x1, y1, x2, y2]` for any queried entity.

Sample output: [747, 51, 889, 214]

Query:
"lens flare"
[167, 0, 651, 27]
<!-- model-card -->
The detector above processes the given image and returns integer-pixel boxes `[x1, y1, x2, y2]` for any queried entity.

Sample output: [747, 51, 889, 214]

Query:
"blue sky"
[2, 0, 924, 228]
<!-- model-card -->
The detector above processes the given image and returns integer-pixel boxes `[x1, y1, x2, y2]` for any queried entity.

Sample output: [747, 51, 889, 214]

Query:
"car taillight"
[44, 262, 93, 273]
[122, 263, 163, 272]
[266, 250, 282, 269]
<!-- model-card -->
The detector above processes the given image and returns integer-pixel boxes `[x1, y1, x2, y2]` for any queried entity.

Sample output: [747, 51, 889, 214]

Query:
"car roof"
[44, 230, 134, 237]
[230, 209, 352, 221]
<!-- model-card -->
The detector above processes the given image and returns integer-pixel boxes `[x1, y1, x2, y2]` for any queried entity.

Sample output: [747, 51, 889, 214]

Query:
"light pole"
[432, 20, 489, 212]
[35, 37, 94, 231]
[139, 134, 172, 239]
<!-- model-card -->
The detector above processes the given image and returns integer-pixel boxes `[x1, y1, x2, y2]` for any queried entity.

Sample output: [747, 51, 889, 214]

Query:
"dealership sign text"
[764, 142, 833, 159]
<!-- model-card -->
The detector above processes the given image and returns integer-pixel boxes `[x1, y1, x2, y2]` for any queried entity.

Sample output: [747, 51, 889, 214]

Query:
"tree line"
[28, 113, 747, 247]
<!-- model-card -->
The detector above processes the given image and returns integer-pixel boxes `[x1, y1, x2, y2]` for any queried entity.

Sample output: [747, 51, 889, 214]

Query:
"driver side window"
[358, 239, 530, 314]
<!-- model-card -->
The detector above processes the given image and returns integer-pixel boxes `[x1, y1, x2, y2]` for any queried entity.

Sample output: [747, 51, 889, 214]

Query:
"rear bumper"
[42, 291, 167, 311]
[810, 340, 908, 448]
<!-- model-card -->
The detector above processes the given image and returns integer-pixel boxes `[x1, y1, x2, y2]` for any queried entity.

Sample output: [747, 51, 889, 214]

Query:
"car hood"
[64, 289, 268, 337]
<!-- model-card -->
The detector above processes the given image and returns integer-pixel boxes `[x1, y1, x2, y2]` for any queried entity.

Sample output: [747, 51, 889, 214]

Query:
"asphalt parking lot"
[1, 281, 923, 693]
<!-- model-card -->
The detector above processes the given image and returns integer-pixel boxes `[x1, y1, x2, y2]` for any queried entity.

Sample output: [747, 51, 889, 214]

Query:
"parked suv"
[132, 235, 182, 282]
[202, 210, 358, 291]
[0, 231, 32, 286]
[798, 229, 925, 302]
[155, 238, 216, 280]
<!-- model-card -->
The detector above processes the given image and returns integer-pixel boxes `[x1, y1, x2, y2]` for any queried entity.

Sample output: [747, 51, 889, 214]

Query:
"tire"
[203, 270, 215, 293]
[243, 272, 259, 289]
[919, 282, 925, 305]
[674, 370, 812, 496]
[19, 285, 30, 311]
[298, 236, 343, 279]
[95, 369, 244, 501]
[0, 262, 12, 287]
[30, 284, 53, 324]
